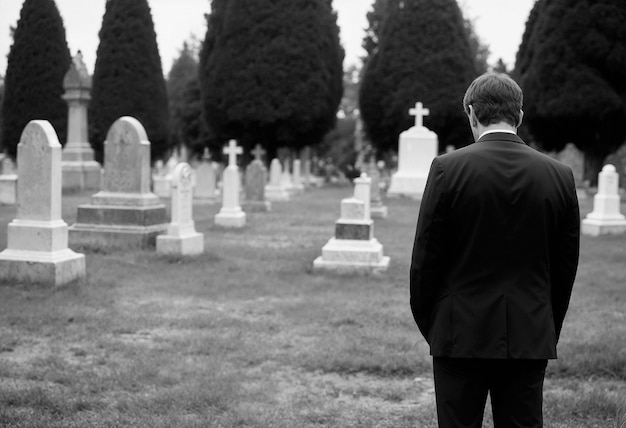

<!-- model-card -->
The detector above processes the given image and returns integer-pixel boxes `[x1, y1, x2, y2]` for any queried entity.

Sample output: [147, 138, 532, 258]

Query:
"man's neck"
[474, 121, 517, 141]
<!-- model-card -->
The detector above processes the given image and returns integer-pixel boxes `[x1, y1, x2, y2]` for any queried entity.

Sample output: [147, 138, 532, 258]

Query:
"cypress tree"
[1, 0, 71, 158]
[516, 0, 626, 181]
[90, 0, 169, 163]
[359, 0, 477, 154]
[199, 0, 344, 160]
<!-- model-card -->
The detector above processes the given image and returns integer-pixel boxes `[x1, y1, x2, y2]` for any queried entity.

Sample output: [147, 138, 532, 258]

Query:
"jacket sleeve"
[550, 169, 580, 341]
[410, 157, 448, 343]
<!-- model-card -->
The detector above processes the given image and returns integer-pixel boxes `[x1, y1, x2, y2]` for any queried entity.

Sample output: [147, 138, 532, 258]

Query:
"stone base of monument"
[370, 203, 388, 219]
[242, 200, 271, 212]
[387, 173, 428, 199]
[581, 217, 626, 236]
[0, 248, 85, 286]
[156, 232, 204, 255]
[313, 238, 390, 274]
[215, 207, 246, 228]
[62, 161, 101, 191]
[0, 175, 17, 205]
[265, 185, 290, 201]
[69, 205, 168, 249]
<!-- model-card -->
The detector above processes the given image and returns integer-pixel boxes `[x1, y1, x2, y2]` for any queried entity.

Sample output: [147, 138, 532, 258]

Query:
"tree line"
[1, 0, 624, 182]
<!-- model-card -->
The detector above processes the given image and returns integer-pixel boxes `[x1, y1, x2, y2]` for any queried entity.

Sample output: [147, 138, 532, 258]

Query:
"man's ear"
[517, 110, 524, 128]
[469, 105, 478, 127]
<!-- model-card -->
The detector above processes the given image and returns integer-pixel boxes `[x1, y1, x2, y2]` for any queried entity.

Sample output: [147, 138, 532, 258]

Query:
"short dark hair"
[462, 72, 523, 127]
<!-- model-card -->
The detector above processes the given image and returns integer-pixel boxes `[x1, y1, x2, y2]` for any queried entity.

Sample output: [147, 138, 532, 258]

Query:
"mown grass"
[0, 186, 624, 427]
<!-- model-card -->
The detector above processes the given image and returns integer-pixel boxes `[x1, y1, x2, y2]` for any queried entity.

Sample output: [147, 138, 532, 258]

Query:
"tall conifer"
[359, 0, 476, 154]
[1, 0, 70, 158]
[90, 0, 169, 162]
[199, 0, 344, 159]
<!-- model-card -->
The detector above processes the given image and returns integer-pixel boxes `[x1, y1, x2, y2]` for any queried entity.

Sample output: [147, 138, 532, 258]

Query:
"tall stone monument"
[157, 162, 204, 255]
[194, 148, 217, 203]
[387, 102, 438, 199]
[243, 144, 271, 212]
[581, 164, 626, 236]
[61, 51, 101, 191]
[367, 157, 388, 218]
[215, 140, 246, 227]
[69, 117, 168, 248]
[265, 158, 290, 201]
[0, 121, 85, 286]
[313, 173, 390, 274]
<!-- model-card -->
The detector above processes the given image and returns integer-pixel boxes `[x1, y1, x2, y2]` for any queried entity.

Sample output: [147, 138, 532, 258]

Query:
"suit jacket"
[410, 132, 580, 359]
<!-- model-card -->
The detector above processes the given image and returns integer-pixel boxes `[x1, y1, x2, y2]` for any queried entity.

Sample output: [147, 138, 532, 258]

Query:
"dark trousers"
[433, 357, 548, 428]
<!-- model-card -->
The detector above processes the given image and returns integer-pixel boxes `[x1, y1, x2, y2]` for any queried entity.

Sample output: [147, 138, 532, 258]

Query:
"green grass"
[0, 187, 624, 427]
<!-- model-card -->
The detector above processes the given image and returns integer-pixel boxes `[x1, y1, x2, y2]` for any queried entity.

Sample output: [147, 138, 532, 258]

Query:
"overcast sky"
[0, 0, 534, 76]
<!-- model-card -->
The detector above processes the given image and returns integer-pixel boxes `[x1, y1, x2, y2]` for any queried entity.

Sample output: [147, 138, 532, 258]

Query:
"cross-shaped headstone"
[252, 144, 266, 162]
[409, 102, 430, 128]
[223, 139, 243, 167]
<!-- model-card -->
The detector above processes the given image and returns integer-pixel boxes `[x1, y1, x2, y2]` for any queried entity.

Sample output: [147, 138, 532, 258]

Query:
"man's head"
[463, 72, 524, 133]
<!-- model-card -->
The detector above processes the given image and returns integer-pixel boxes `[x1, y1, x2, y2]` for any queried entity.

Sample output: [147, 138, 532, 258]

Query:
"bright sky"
[0, 0, 534, 77]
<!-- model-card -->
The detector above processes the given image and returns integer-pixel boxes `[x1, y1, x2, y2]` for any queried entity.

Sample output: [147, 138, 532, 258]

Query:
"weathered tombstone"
[0, 156, 17, 205]
[280, 157, 296, 195]
[157, 162, 204, 254]
[215, 140, 246, 227]
[301, 146, 313, 188]
[243, 144, 271, 212]
[69, 116, 168, 248]
[581, 164, 626, 236]
[558, 143, 587, 198]
[387, 102, 438, 199]
[292, 159, 305, 193]
[61, 51, 101, 191]
[0, 121, 85, 286]
[604, 150, 625, 191]
[265, 158, 290, 201]
[367, 157, 388, 218]
[313, 173, 390, 274]
[194, 148, 217, 203]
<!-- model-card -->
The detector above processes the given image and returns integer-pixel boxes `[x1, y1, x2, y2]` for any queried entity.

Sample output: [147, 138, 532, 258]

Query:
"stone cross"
[223, 139, 243, 167]
[252, 144, 266, 162]
[409, 102, 430, 128]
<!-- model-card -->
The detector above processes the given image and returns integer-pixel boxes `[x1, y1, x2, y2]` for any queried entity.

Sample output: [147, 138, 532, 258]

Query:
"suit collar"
[477, 132, 526, 145]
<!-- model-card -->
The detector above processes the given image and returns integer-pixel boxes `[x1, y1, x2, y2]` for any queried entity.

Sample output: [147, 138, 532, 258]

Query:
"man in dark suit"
[410, 72, 580, 428]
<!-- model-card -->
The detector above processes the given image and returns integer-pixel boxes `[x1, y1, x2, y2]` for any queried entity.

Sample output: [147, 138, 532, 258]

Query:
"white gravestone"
[367, 158, 388, 218]
[194, 148, 217, 203]
[0, 121, 85, 286]
[61, 51, 101, 191]
[281, 157, 296, 195]
[0, 156, 17, 205]
[215, 140, 246, 227]
[582, 164, 626, 236]
[157, 162, 204, 254]
[265, 158, 291, 201]
[313, 173, 390, 274]
[387, 102, 438, 199]
[292, 159, 305, 193]
[69, 117, 168, 249]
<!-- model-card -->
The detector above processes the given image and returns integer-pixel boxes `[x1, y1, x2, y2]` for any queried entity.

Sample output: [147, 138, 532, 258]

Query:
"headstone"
[243, 145, 271, 212]
[61, 51, 102, 191]
[215, 140, 246, 227]
[0, 156, 17, 205]
[558, 143, 587, 198]
[69, 117, 168, 249]
[280, 157, 296, 194]
[194, 148, 217, 203]
[157, 162, 204, 254]
[581, 164, 626, 236]
[0, 121, 85, 286]
[301, 146, 313, 188]
[292, 159, 305, 193]
[387, 102, 438, 199]
[367, 157, 388, 218]
[265, 158, 290, 201]
[313, 173, 390, 274]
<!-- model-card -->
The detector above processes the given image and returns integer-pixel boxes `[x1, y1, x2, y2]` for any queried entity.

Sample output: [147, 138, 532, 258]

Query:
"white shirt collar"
[479, 129, 517, 140]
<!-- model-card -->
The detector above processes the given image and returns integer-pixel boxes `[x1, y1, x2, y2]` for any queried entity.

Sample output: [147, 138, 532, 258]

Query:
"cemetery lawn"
[0, 187, 625, 428]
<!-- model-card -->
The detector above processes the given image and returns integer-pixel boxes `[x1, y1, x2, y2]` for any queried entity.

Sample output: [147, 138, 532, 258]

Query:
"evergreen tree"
[199, 0, 344, 160]
[516, 0, 626, 181]
[90, 0, 169, 162]
[359, 0, 477, 154]
[362, 0, 389, 65]
[1, 0, 70, 158]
